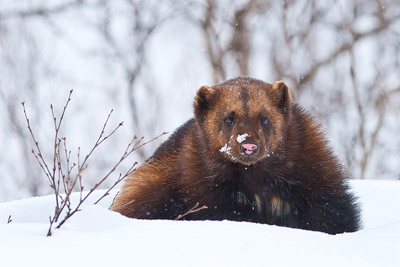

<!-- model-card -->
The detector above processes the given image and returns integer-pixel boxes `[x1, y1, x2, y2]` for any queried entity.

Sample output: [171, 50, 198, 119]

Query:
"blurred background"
[0, 0, 399, 202]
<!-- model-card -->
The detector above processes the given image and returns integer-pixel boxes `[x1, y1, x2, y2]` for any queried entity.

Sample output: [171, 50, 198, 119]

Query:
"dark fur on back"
[111, 77, 361, 234]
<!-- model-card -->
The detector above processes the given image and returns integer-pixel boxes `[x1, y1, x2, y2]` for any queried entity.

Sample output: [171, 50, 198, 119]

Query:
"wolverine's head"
[194, 77, 292, 166]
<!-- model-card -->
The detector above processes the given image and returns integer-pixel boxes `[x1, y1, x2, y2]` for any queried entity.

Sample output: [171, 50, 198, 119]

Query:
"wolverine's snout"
[241, 143, 258, 155]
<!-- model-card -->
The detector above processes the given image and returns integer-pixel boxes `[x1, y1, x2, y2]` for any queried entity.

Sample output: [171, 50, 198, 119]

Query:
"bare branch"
[299, 15, 400, 89]
[55, 132, 167, 230]
[21, 102, 52, 181]
[0, 0, 86, 20]
[388, 86, 400, 95]
[22, 90, 166, 236]
[94, 162, 138, 205]
[175, 202, 208, 220]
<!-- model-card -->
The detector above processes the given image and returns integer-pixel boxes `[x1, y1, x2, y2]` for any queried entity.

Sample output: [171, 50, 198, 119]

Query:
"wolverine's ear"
[194, 85, 216, 122]
[194, 85, 216, 114]
[271, 81, 291, 112]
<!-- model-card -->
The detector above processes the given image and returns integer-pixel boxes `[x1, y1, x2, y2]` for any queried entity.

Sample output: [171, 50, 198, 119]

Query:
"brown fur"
[111, 77, 360, 234]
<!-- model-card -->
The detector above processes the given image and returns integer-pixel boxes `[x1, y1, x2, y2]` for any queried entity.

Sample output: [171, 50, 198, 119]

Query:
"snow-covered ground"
[1, 180, 399, 267]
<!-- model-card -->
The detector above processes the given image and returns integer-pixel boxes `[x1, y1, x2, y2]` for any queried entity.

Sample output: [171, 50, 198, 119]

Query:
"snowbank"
[0, 180, 399, 267]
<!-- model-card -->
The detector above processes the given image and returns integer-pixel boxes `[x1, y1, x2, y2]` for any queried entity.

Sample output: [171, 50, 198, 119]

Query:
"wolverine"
[111, 77, 361, 234]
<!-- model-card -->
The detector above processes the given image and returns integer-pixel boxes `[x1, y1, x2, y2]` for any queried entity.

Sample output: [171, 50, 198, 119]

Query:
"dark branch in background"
[7, 215, 12, 224]
[1, 1, 175, 162]
[201, 0, 226, 83]
[229, 0, 264, 76]
[0, 0, 86, 19]
[22, 91, 166, 236]
[356, 66, 396, 179]
[332, 0, 400, 179]
[96, 0, 175, 159]
[199, 0, 266, 83]
[298, 14, 400, 90]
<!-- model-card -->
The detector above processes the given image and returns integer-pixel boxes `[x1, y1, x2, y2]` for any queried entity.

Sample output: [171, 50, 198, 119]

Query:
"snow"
[219, 143, 237, 162]
[219, 144, 231, 153]
[1, 180, 400, 266]
[236, 133, 249, 143]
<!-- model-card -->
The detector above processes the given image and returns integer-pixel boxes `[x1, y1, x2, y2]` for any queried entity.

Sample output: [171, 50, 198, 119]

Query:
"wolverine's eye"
[225, 118, 234, 126]
[261, 119, 269, 126]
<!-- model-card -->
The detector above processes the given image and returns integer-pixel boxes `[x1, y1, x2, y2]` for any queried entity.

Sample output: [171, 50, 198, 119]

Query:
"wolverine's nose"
[241, 143, 258, 155]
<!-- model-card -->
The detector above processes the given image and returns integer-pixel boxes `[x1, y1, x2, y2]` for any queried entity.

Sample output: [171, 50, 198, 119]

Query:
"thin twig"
[175, 202, 208, 220]
[94, 161, 138, 205]
[50, 90, 73, 212]
[21, 102, 52, 182]
[55, 132, 167, 229]
[23, 90, 167, 236]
